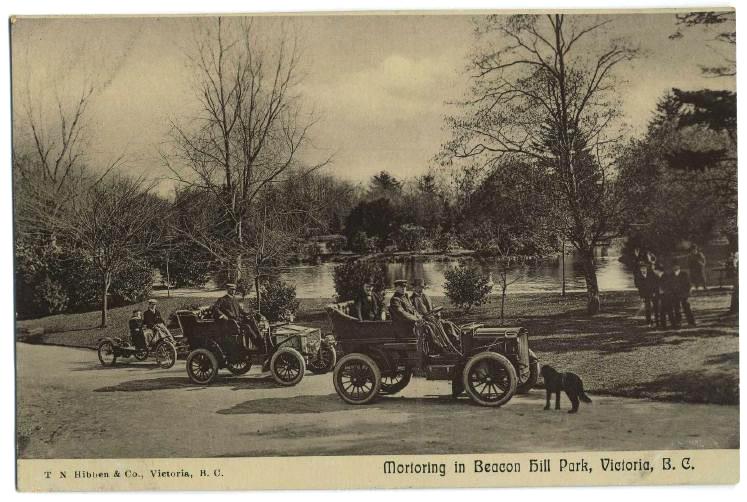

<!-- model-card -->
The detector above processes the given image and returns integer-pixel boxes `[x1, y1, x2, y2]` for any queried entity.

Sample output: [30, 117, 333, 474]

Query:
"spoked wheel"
[333, 353, 381, 405]
[380, 366, 412, 395]
[154, 340, 178, 369]
[226, 355, 252, 376]
[97, 340, 117, 367]
[516, 352, 539, 395]
[186, 348, 219, 385]
[462, 352, 517, 407]
[307, 344, 337, 374]
[270, 347, 306, 386]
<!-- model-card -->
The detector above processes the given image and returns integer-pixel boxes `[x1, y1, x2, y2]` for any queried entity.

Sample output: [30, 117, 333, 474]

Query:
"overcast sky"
[11, 12, 736, 191]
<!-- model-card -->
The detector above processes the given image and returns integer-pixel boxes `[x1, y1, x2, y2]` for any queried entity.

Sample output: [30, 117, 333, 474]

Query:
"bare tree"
[54, 176, 163, 327]
[164, 17, 330, 302]
[441, 14, 637, 314]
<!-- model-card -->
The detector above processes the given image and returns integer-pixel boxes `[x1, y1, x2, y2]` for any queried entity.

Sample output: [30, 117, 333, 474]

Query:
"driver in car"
[410, 278, 437, 316]
[214, 283, 265, 350]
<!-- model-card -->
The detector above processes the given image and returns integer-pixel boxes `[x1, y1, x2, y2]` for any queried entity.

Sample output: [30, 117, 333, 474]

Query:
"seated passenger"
[354, 279, 383, 321]
[128, 309, 146, 350]
[410, 278, 436, 316]
[144, 299, 173, 342]
[389, 279, 421, 337]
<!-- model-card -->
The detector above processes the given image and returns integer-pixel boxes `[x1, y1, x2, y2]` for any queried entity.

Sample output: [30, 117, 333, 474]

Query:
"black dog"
[541, 365, 592, 413]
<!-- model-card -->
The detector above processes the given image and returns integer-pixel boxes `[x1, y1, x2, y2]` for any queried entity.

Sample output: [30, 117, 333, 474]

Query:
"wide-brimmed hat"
[226, 283, 237, 289]
[147, 299, 158, 305]
[393, 279, 408, 287]
[411, 278, 426, 288]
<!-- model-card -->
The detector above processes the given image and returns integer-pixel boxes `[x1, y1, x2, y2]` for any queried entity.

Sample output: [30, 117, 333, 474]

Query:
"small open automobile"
[97, 327, 179, 369]
[174, 307, 336, 386]
[326, 301, 538, 407]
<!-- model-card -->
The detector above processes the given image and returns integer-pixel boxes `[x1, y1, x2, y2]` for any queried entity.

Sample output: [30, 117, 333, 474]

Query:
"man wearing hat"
[410, 278, 435, 316]
[389, 279, 422, 329]
[214, 283, 265, 351]
[143, 299, 172, 341]
[213, 283, 244, 321]
[354, 278, 382, 321]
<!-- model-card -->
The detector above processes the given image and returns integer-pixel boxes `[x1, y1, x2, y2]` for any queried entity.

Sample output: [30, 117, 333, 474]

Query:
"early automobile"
[97, 326, 179, 369]
[174, 307, 336, 386]
[326, 301, 539, 407]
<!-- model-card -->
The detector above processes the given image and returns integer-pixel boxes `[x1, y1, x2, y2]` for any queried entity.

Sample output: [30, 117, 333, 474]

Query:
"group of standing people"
[632, 246, 706, 330]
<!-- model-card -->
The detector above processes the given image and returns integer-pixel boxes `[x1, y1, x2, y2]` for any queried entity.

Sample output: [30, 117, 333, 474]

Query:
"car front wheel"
[462, 352, 517, 407]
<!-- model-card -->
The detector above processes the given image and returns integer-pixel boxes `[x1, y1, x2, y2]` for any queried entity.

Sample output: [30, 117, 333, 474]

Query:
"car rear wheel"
[186, 348, 219, 385]
[97, 340, 117, 366]
[380, 366, 412, 395]
[333, 353, 381, 404]
[270, 347, 306, 386]
[154, 340, 178, 369]
[462, 352, 517, 407]
[307, 344, 337, 374]
[226, 355, 252, 375]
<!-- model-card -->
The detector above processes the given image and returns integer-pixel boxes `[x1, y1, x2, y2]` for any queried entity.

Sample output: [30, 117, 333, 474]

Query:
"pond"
[279, 241, 732, 299]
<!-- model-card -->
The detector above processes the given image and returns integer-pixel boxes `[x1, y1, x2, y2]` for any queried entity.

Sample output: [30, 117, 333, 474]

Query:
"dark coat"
[354, 293, 382, 321]
[389, 292, 421, 322]
[143, 308, 165, 328]
[661, 271, 692, 299]
[213, 294, 244, 320]
[634, 272, 658, 298]
[410, 291, 433, 315]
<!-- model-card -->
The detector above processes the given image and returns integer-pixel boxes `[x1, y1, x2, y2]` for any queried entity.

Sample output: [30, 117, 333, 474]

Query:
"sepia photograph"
[10, 6, 739, 490]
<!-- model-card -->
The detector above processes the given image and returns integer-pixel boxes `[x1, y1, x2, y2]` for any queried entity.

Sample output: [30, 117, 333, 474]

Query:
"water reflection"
[279, 243, 730, 299]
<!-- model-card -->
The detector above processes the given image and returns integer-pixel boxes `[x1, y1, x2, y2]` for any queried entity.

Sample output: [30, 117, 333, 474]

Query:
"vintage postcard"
[11, 8, 738, 491]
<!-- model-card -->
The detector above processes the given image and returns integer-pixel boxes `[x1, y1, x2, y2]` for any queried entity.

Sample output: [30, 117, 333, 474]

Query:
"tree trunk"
[500, 286, 507, 319]
[255, 275, 262, 314]
[579, 249, 601, 315]
[100, 273, 111, 328]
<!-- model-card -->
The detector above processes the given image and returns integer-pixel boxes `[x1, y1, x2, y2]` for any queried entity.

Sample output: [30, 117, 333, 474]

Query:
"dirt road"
[16, 343, 738, 459]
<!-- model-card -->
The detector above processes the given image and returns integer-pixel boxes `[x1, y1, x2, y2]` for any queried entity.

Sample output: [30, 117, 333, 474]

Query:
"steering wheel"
[425, 306, 444, 317]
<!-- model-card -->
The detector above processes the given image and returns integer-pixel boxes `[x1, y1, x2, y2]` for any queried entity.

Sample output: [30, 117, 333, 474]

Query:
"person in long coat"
[354, 280, 382, 321]
[389, 279, 421, 337]
[634, 265, 659, 327]
[410, 278, 435, 316]
[688, 245, 707, 290]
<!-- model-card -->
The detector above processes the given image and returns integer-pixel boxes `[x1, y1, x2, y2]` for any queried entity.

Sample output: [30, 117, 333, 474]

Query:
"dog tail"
[579, 380, 592, 403]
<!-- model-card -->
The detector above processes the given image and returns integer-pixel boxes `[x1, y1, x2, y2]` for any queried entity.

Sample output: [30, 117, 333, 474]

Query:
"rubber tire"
[380, 367, 412, 395]
[97, 340, 117, 366]
[154, 340, 178, 369]
[186, 348, 219, 385]
[226, 356, 252, 376]
[308, 345, 337, 374]
[333, 353, 382, 405]
[516, 353, 539, 395]
[270, 347, 306, 386]
[462, 352, 517, 407]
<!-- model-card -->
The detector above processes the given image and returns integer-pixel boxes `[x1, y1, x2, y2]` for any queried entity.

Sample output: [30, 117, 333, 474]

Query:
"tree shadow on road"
[94, 375, 287, 393]
[216, 392, 539, 415]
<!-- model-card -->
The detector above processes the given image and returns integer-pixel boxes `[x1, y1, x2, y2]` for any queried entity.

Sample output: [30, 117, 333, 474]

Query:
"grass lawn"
[16, 289, 738, 404]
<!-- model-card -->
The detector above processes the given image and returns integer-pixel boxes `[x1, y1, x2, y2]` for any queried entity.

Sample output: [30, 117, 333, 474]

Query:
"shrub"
[350, 231, 373, 254]
[433, 231, 457, 252]
[393, 224, 428, 252]
[443, 265, 493, 312]
[30, 277, 69, 316]
[333, 260, 387, 302]
[255, 278, 300, 322]
[110, 259, 154, 307]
